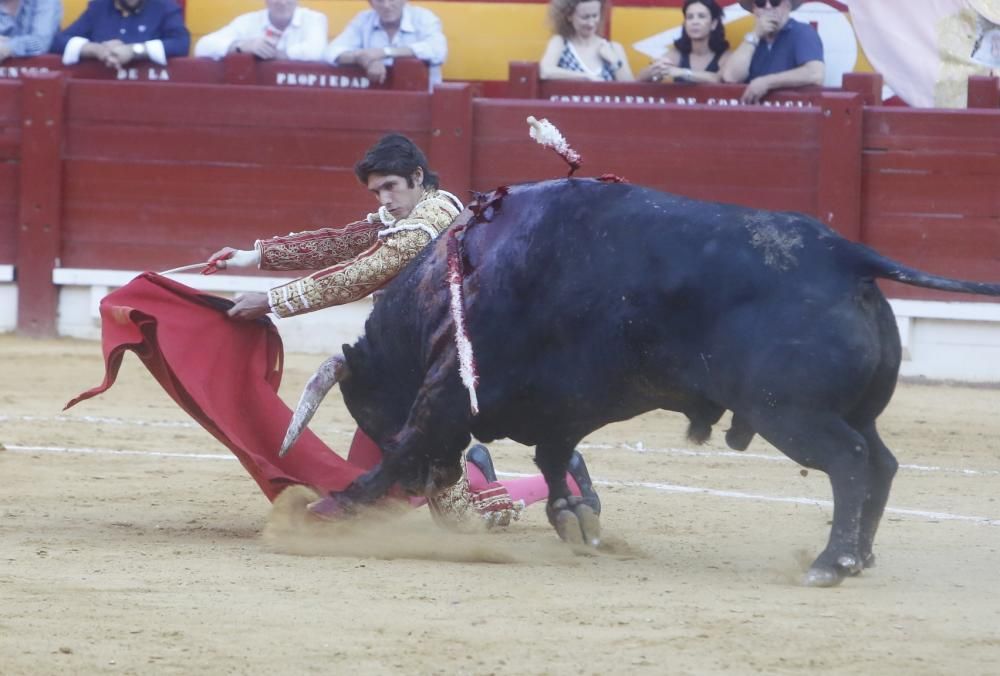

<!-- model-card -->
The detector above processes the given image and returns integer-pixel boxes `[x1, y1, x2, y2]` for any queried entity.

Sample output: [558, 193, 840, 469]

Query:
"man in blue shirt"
[324, 0, 447, 85]
[721, 0, 824, 104]
[0, 0, 62, 62]
[51, 0, 190, 70]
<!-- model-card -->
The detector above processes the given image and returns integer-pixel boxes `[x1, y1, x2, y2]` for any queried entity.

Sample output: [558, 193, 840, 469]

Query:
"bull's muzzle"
[278, 354, 349, 457]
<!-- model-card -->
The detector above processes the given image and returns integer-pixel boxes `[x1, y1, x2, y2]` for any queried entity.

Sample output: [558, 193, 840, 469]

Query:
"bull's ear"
[342, 343, 356, 364]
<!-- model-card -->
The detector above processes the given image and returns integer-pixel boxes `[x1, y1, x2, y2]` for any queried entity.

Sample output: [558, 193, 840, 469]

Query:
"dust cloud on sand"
[262, 485, 640, 563]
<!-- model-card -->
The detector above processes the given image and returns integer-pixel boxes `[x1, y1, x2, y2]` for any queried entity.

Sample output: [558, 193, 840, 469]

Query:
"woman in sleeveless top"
[540, 0, 634, 81]
[637, 0, 731, 84]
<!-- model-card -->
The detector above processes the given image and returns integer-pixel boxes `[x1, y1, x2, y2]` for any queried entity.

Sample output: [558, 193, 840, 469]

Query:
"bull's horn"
[278, 354, 349, 457]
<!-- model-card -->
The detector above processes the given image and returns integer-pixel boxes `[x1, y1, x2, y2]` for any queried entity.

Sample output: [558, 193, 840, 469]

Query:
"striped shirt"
[0, 0, 62, 57]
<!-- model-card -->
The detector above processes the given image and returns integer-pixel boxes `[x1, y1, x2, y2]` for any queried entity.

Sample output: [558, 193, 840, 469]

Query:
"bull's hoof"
[306, 494, 353, 521]
[802, 554, 862, 587]
[802, 567, 844, 588]
[548, 497, 601, 548]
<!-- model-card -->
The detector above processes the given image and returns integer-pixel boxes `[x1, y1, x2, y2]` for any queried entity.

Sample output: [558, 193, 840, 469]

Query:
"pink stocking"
[466, 463, 581, 508]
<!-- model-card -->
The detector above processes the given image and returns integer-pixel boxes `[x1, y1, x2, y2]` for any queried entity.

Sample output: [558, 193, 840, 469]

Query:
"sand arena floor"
[1, 334, 999, 675]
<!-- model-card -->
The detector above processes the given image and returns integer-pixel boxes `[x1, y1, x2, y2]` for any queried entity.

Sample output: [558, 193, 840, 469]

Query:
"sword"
[160, 252, 234, 276]
[159, 262, 209, 275]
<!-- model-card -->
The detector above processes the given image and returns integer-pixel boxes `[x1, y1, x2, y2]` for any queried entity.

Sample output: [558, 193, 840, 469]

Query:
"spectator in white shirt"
[325, 0, 447, 85]
[194, 0, 327, 62]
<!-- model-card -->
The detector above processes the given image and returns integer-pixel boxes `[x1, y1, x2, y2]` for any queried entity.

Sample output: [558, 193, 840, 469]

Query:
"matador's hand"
[205, 247, 260, 274]
[228, 292, 271, 320]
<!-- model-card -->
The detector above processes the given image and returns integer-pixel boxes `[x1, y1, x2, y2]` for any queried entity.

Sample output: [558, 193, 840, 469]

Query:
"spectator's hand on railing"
[352, 48, 386, 68]
[238, 37, 279, 60]
[366, 59, 388, 84]
[105, 43, 138, 68]
[741, 76, 772, 104]
[81, 41, 115, 65]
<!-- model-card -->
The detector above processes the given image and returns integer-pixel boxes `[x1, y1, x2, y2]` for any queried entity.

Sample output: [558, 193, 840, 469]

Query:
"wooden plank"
[864, 151, 1000, 174]
[0, 76, 16, 263]
[59, 160, 378, 270]
[16, 74, 63, 336]
[474, 99, 819, 149]
[817, 93, 863, 239]
[865, 212, 1000, 302]
[866, 215, 1000, 267]
[841, 72, 883, 107]
[507, 61, 539, 99]
[505, 61, 832, 108]
[862, 171, 999, 219]
[471, 100, 821, 214]
[4, 55, 225, 83]
[865, 215, 1000, 302]
[429, 83, 474, 202]
[967, 75, 1000, 109]
[0, 80, 22, 122]
[64, 126, 385, 166]
[0, 163, 18, 263]
[255, 56, 430, 92]
[864, 108, 1000, 153]
[66, 80, 433, 130]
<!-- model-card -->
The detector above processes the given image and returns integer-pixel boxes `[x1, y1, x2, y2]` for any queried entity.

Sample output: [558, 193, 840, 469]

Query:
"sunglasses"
[753, 0, 786, 7]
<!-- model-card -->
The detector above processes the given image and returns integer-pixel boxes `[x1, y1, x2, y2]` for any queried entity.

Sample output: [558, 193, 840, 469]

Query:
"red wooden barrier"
[0, 55, 431, 91]
[430, 83, 475, 200]
[0, 80, 19, 267]
[16, 74, 64, 337]
[507, 61, 833, 108]
[861, 106, 1000, 301]
[60, 80, 438, 276]
[471, 97, 826, 216]
[967, 75, 1000, 109]
[0, 69, 998, 336]
[841, 71, 883, 107]
[817, 93, 863, 240]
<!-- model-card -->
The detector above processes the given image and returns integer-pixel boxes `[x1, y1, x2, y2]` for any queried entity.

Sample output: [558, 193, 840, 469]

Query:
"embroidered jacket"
[260, 189, 462, 318]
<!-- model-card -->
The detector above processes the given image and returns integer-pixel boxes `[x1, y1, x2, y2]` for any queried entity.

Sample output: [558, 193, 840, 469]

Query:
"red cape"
[65, 272, 365, 501]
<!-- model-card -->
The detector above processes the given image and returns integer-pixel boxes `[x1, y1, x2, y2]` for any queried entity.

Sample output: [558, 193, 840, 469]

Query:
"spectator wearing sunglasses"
[721, 0, 824, 104]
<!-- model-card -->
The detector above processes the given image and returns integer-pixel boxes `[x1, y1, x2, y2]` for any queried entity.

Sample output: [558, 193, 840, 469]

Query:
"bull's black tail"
[858, 246, 1000, 297]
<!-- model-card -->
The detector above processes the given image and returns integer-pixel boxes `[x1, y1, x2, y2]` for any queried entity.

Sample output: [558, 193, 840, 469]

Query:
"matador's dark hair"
[354, 133, 440, 189]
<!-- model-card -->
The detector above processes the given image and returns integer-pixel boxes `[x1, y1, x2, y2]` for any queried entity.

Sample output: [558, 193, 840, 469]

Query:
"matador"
[207, 133, 599, 528]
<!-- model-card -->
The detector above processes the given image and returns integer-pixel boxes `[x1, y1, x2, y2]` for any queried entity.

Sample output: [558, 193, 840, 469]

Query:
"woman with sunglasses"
[721, 0, 824, 104]
[638, 0, 730, 84]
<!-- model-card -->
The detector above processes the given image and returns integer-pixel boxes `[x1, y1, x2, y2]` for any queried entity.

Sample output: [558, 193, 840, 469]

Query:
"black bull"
[283, 178, 1000, 586]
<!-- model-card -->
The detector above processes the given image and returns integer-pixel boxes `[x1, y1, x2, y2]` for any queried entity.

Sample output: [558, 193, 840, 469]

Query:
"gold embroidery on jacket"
[267, 190, 460, 317]
[257, 220, 381, 271]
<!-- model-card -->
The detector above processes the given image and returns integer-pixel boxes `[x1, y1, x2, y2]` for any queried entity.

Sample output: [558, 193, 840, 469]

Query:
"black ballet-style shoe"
[465, 443, 498, 483]
[568, 450, 601, 516]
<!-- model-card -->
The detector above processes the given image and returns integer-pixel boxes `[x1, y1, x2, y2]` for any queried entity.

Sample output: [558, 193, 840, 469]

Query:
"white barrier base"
[2, 269, 1000, 383]
[50, 269, 372, 356]
[0, 265, 15, 332]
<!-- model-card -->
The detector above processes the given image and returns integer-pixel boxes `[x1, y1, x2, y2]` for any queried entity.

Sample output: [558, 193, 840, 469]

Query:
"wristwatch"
[132, 42, 147, 57]
[743, 32, 760, 46]
[382, 46, 396, 59]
